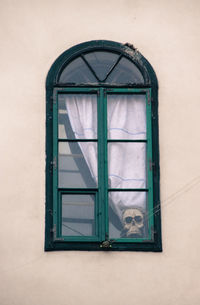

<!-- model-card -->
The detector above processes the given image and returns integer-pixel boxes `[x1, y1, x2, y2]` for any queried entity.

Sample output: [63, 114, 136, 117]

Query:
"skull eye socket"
[125, 216, 133, 224]
[134, 216, 142, 223]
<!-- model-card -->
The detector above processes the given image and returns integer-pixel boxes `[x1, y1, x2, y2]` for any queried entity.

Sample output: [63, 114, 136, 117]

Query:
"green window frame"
[45, 40, 162, 251]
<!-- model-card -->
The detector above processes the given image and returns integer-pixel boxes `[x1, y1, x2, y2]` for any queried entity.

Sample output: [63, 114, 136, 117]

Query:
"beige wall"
[1, 0, 200, 304]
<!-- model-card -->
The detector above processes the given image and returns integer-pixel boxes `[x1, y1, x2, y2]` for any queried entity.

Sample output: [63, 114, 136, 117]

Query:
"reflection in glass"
[59, 142, 97, 188]
[58, 94, 97, 139]
[106, 57, 144, 84]
[108, 143, 146, 189]
[84, 51, 119, 81]
[62, 194, 95, 236]
[109, 192, 147, 239]
[59, 57, 97, 83]
[107, 94, 146, 140]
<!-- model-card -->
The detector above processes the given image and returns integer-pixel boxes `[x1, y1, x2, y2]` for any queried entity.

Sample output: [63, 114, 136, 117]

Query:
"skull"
[121, 208, 145, 238]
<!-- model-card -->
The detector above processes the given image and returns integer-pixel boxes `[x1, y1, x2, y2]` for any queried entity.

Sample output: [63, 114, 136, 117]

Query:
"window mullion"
[97, 88, 107, 241]
[103, 89, 109, 240]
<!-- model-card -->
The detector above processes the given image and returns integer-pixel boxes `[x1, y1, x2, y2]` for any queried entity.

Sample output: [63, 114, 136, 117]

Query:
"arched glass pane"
[59, 57, 97, 83]
[106, 57, 144, 84]
[84, 51, 119, 81]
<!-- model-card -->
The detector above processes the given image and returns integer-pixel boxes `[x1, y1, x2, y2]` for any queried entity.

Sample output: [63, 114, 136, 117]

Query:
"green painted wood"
[53, 90, 58, 240]
[107, 139, 147, 143]
[103, 89, 109, 239]
[98, 88, 105, 241]
[108, 188, 148, 192]
[45, 40, 162, 252]
[146, 89, 154, 240]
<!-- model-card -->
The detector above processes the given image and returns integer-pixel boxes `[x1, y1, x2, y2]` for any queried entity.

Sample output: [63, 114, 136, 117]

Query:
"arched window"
[45, 40, 161, 251]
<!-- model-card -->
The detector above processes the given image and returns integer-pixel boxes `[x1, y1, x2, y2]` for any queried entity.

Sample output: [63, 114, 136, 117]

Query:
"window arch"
[45, 40, 161, 251]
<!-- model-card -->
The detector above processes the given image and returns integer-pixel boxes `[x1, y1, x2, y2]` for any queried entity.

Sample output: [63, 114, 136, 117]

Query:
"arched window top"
[58, 51, 144, 85]
[47, 40, 158, 88]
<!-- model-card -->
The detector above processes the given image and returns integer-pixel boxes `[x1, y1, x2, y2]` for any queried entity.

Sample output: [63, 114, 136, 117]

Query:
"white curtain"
[65, 94, 146, 221]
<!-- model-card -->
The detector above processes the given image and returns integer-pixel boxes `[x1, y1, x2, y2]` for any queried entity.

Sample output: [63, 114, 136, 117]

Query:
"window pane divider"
[81, 55, 100, 82]
[105, 88, 149, 93]
[108, 188, 148, 192]
[107, 139, 147, 143]
[54, 87, 100, 93]
[58, 188, 98, 192]
[103, 54, 122, 82]
[54, 84, 151, 89]
[58, 139, 98, 142]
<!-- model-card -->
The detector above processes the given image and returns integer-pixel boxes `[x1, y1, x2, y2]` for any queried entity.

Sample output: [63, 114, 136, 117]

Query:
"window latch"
[100, 240, 114, 249]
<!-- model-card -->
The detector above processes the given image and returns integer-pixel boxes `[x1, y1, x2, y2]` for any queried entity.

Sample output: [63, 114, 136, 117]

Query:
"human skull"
[121, 208, 145, 238]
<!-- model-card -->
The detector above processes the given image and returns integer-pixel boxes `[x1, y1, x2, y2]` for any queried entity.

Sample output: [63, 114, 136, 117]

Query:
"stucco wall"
[1, 0, 200, 304]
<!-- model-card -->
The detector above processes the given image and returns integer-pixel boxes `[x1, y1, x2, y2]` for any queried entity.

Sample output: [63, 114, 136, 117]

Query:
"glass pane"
[109, 192, 147, 239]
[59, 142, 98, 188]
[58, 94, 97, 139]
[108, 143, 146, 189]
[107, 94, 146, 140]
[106, 57, 144, 84]
[84, 51, 119, 81]
[62, 194, 95, 236]
[59, 57, 97, 83]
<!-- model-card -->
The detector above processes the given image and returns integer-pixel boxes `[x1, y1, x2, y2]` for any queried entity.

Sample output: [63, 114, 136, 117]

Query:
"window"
[45, 40, 161, 251]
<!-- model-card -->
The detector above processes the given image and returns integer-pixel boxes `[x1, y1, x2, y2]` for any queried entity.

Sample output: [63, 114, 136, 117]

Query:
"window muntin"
[46, 40, 161, 251]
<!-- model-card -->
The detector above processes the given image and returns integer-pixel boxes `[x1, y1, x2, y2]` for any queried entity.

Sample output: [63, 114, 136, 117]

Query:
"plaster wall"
[0, 0, 200, 304]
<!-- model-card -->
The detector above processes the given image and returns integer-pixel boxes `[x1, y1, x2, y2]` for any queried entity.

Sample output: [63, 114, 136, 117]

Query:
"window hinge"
[149, 159, 155, 171]
[142, 226, 155, 243]
[48, 209, 53, 216]
[53, 89, 57, 104]
[51, 156, 57, 170]
[50, 95, 56, 105]
[151, 226, 156, 240]
[51, 224, 56, 236]
[52, 224, 64, 241]
[147, 91, 151, 105]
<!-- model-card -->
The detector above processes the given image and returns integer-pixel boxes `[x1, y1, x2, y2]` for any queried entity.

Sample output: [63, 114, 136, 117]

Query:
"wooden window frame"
[45, 40, 162, 251]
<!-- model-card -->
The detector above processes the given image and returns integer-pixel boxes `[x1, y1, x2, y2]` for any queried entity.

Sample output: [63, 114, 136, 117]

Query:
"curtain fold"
[66, 94, 98, 183]
[65, 94, 146, 221]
